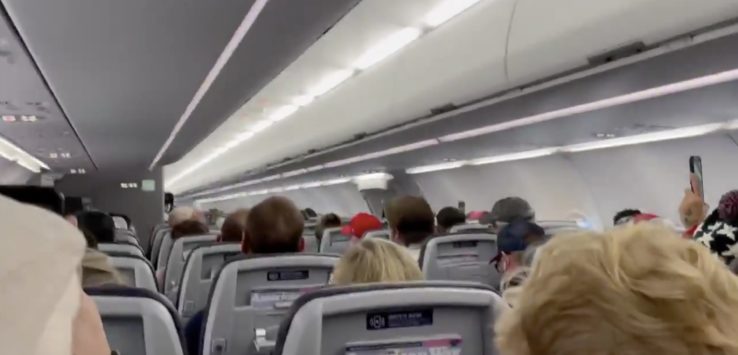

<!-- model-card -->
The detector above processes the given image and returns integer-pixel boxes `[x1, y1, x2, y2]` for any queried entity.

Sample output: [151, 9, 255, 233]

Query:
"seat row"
[90, 276, 504, 355]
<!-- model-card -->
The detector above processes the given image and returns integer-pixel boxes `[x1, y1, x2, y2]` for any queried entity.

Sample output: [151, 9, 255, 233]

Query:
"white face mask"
[35, 275, 80, 355]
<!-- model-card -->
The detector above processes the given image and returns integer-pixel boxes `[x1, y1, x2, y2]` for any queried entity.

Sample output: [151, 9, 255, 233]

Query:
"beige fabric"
[0, 195, 86, 355]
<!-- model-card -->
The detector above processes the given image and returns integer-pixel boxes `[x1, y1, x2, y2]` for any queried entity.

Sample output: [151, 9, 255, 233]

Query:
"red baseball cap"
[341, 213, 382, 238]
[633, 213, 660, 223]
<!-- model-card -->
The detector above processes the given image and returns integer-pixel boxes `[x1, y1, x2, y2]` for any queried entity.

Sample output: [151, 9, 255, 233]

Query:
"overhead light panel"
[282, 168, 308, 178]
[408, 119, 738, 175]
[308, 69, 355, 97]
[293, 95, 314, 107]
[354, 28, 422, 70]
[2, 115, 16, 122]
[562, 123, 725, 153]
[196, 175, 356, 204]
[250, 119, 274, 133]
[269, 105, 299, 122]
[469, 148, 559, 166]
[424, 0, 482, 27]
[406, 161, 466, 175]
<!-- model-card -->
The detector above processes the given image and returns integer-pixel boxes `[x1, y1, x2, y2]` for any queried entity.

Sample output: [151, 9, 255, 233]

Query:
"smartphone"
[458, 201, 466, 214]
[0, 185, 65, 215]
[689, 156, 704, 199]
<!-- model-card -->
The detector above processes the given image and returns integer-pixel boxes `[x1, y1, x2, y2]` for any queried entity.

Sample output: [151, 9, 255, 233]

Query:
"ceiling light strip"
[196, 175, 358, 204]
[407, 119, 738, 175]
[149, 0, 268, 170]
[438, 68, 738, 142]
[182, 139, 437, 198]
[0, 134, 49, 173]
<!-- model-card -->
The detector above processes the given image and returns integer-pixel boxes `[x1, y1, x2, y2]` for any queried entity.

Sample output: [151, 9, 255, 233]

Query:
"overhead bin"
[283, 0, 516, 148]
[506, 0, 738, 86]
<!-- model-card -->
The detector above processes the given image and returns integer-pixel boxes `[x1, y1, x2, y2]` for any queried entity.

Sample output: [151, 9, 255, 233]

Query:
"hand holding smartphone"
[689, 156, 704, 200]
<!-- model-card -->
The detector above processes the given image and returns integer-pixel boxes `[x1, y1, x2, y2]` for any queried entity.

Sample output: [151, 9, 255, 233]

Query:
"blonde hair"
[168, 206, 197, 227]
[332, 238, 424, 285]
[496, 223, 738, 355]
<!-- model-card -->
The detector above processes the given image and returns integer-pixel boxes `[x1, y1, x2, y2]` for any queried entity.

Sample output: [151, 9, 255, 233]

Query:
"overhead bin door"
[506, 0, 738, 85]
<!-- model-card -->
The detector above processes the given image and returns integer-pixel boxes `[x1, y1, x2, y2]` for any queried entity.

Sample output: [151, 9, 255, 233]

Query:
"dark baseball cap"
[487, 197, 534, 224]
[498, 220, 545, 254]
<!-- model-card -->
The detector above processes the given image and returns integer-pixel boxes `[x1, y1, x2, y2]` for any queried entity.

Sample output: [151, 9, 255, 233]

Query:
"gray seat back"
[420, 234, 500, 290]
[109, 255, 157, 292]
[302, 234, 319, 253]
[115, 229, 140, 246]
[156, 231, 175, 272]
[112, 215, 129, 230]
[319, 227, 350, 254]
[450, 223, 492, 234]
[151, 228, 171, 268]
[275, 282, 506, 355]
[88, 288, 185, 355]
[363, 229, 391, 240]
[178, 243, 242, 321]
[202, 254, 338, 355]
[99, 243, 144, 258]
[164, 234, 218, 303]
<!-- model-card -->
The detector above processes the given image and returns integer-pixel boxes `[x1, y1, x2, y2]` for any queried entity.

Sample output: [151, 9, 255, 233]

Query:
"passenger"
[387, 196, 435, 260]
[245, 196, 305, 253]
[76, 210, 116, 244]
[171, 219, 210, 240]
[218, 208, 249, 243]
[341, 212, 383, 243]
[186, 196, 304, 355]
[691, 190, 738, 265]
[488, 197, 534, 233]
[303, 207, 318, 220]
[495, 223, 738, 355]
[496, 220, 545, 303]
[168, 205, 204, 228]
[436, 206, 466, 234]
[315, 212, 342, 242]
[332, 238, 423, 285]
[0, 194, 111, 355]
[613, 208, 642, 226]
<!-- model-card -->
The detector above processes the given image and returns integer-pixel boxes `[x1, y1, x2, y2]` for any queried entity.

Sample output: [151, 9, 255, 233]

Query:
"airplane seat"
[177, 243, 242, 322]
[112, 215, 129, 230]
[163, 234, 218, 303]
[108, 255, 157, 292]
[99, 243, 144, 258]
[274, 281, 506, 355]
[156, 231, 176, 272]
[450, 223, 493, 234]
[148, 224, 169, 257]
[420, 234, 500, 290]
[319, 227, 350, 254]
[86, 287, 185, 355]
[151, 228, 171, 266]
[202, 254, 339, 355]
[363, 229, 390, 240]
[302, 234, 319, 253]
[115, 229, 140, 247]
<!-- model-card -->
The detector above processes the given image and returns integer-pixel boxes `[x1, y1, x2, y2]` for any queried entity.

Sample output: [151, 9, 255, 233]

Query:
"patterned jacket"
[694, 210, 738, 265]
